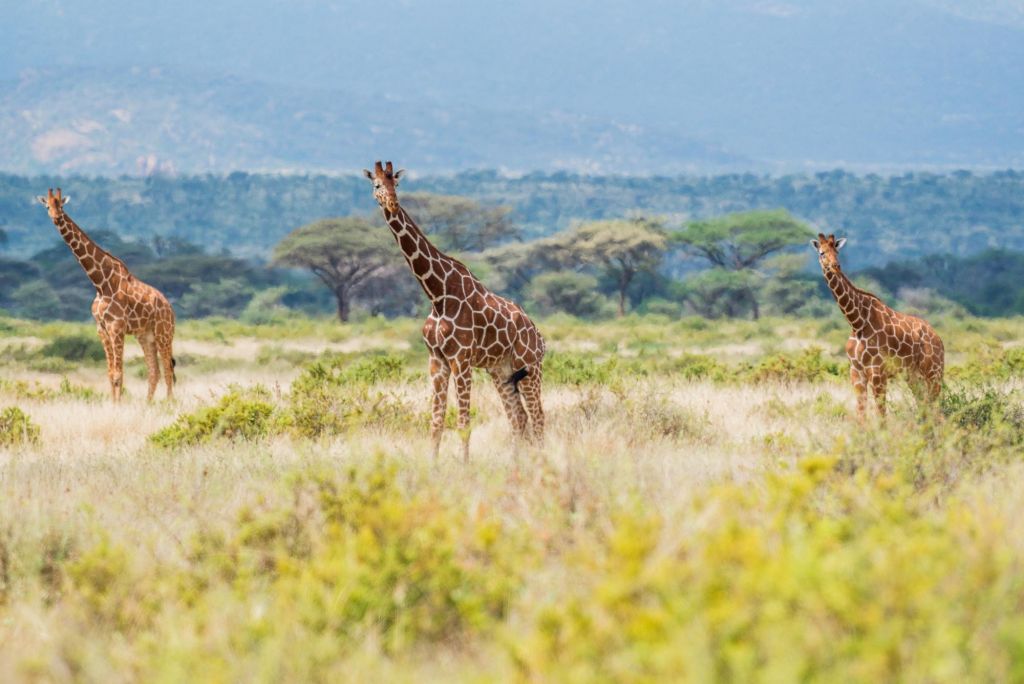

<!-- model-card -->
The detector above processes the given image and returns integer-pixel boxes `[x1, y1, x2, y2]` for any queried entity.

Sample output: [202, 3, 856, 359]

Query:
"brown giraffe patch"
[364, 161, 546, 460]
[38, 188, 176, 402]
[812, 232, 944, 418]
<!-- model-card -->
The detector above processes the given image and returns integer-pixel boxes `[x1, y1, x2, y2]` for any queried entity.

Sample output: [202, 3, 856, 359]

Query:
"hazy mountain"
[0, 68, 742, 176]
[1, 0, 1022, 173]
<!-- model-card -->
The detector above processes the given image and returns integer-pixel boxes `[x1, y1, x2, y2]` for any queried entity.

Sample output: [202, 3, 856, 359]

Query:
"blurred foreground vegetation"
[1, 312, 1023, 680]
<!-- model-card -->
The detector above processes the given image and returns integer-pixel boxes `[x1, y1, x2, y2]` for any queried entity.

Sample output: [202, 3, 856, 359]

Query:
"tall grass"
[0, 313, 1022, 681]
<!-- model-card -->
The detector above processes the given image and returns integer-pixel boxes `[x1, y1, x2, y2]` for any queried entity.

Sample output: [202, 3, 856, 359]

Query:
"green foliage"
[947, 345, 1024, 384]
[0, 377, 98, 402]
[283, 354, 418, 439]
[273, 216, 397, 322]
[666, 353, 730, 382]
[551, 218, 669, 316]
[526, 271, 610, 318]
[511, 459, 1024, 682]
[38, 334, 106, 363]
[941, 386, 1024, 441]
[673, 209, 813, 269]
[0, 405, 40, 446]
[543, 352, 623, 387]
[52, 459, 533, 676]
[175, 278, 255, 319]
[403, 193, 520, 252]
[150, 387, 277, 448]
[682, 267, 761, 319]
[675, 210, 813, 319]
[740, 348, 844, 384]
[866, 249, 1024, 317]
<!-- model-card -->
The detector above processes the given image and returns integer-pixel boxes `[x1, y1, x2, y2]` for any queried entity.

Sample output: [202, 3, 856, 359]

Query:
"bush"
[284, 354, 417, 438]
[948, 346, 1024, 384]
[150, 386, 276, 448]
[543, 352, 623, 386]
[941, 386, 1024, 442]
[740, 347, 843, 384]
[0, 406, 40, 446]
[51, 458, 533, 678]
[510, 460, 1024, 682]
[667, 353, 730, 382]
[38, 334, 106, 363]
[526, 271, 609, 318]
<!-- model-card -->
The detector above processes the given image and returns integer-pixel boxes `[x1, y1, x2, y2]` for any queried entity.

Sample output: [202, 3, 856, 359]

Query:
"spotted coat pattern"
[39, 188, 175, 402]
[365, 162, 545, 459]
[813, 233, 944, 417]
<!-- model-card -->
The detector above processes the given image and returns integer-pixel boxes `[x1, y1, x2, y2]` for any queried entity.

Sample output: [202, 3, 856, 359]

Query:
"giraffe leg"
[95, 324, 116, 400]
[428, 353, 451, 459]
[870, 372, 888, 418]
[850, 366, 868, 421]
[106, 322, 127, 403]
[450, 358, 473, 463]
[139, 332, 160, 402]
[518, 365, 545, 443]
[488, 368, 528, 437]
[159, 345, 175, 400]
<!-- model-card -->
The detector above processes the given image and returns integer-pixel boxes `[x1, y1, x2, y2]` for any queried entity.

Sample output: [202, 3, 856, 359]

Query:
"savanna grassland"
[1, 312, 1023, 682]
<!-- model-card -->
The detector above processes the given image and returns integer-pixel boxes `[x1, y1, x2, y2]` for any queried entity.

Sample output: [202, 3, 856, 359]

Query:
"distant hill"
[3, 170, 1022, 269]
[1, 0, 1022, 171]
[0, 68, 743, 177]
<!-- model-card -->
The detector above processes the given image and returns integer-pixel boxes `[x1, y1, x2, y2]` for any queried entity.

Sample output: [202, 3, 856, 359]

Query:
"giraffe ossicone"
[812, 232, 944, 418]
[364, 160, 546, 460]
[38, 187, 177, 402]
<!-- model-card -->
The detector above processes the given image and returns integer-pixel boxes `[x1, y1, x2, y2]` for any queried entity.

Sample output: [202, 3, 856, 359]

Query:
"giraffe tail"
[171, 356, 177, 384]
[507, 367, 529, 394]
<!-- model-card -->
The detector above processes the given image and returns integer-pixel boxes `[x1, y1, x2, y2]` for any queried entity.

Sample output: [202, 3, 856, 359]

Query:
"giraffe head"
[811, 232, 847, 273]
[36, 187, 70, 221]
[363, 161, 405, 213]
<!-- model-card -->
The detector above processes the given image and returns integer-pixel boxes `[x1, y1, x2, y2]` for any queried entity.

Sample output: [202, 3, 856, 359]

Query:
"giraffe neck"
[52, 212, 131, 296]
[824, 267, 873, 332]
[383, 205, 461, 302]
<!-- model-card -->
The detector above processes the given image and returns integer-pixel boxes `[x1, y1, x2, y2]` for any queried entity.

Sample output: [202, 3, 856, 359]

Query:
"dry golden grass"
[0, 313, 1021, 681]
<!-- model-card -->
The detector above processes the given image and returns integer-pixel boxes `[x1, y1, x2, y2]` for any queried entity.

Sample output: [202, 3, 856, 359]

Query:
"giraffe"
[364, 161, 546, 460]
[812, 233, 944, 418]
[37, 188, 176, 402]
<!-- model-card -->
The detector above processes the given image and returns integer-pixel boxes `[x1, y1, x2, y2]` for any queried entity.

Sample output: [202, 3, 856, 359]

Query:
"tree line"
[3, 191, 1020, 323]
[2, 169, 1023, 265]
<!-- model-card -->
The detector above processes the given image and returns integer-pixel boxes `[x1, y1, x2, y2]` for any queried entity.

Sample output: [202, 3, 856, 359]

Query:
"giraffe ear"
[36, 195, 48, 206]
[835, 237, 847, 250]
[363, 169, 374, 181]
[393, 169, 405, 184]
[60, 195, 70, 207]
[810, 239, 820, 250]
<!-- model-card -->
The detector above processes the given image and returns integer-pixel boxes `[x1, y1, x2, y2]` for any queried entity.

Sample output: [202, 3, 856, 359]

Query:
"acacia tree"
[403, 193, 520, 252]
[551, 219, 668, 317]
[273, 216, 395, 322]
[673, 209, 813, 319]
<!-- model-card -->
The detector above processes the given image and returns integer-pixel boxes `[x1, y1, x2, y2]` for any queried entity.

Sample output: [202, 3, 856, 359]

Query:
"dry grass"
[0, 313, 1021, 681]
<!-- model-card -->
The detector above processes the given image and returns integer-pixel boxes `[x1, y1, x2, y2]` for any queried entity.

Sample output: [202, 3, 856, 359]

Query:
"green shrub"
[150, 386, 276, 448]
[941, 386, 1024, 442]
[740, 347, 843, 384]
[53, 458, 533, 677]
[291, 352, 410, 393]
[0, 405, 40, 446]
[284, 353, 418, 439]
[38, 334, 106, 363]
[948, 346, 1024, 384]
[511, 460, 1024, 682]
[625, 394, 711, 443]
[543, 351, 622, 386]
[667, 353, 730, 382]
